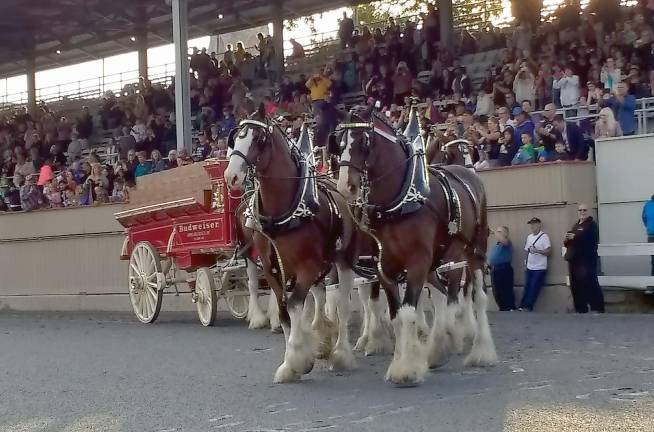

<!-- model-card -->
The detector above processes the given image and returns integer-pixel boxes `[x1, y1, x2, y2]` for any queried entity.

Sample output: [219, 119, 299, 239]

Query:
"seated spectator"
[14, 153, 36, 178]
[218, 106, 237, 138]
[134, 152, 151, 178]
[595, 107, 623, 138]
[536, 103, 561, 152]
[498, 126, 517, 166]
[151, 150, 167, 173]
[553, 115, 588, 160]
[19, 174, 44, 212]
[604, 82, 637, 136]
[167, 150, 179, 168]
[210, 138, 228, 159]
[111, 177, 128, 203]
[178, 148, 193, 166]
[67, 131, 87, 162]
[511, 132, 538, 165]
[289, 38, 305, 58]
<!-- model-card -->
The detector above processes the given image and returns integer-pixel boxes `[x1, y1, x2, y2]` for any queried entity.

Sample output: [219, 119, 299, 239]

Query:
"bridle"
[336, 121, 373, 173]
[229, 119, 274, 173]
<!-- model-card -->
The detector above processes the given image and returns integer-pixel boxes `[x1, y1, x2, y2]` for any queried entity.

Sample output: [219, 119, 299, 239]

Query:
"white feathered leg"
[330, 263, 355, 371]
[246, 260, 269, 329]
[464, 269, 498, 367]
[427, 285, 451, 368]
[310, 284, 337, 359]
[385, 305, 428, 385]
[364, 291, 394, 356]
[268, 290, 281, 332]
[416, 288, 430, 341]
[354, 282, 371, 352]
[273, 301, 317, 383]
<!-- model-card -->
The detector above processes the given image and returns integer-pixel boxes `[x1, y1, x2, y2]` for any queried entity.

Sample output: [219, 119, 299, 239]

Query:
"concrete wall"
[478, 162, 597, 312]
[596, 134, 654, 277]
[0, 161, 630, 314]
[0, 205, 196, 312]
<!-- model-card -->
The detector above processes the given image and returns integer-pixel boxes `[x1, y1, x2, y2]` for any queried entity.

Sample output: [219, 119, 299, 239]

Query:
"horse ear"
[257, 103, 265, 119]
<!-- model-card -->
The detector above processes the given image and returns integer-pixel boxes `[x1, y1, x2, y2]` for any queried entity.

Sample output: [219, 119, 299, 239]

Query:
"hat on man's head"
[527, 217, 541, 224]
[512, 106, 523, 117]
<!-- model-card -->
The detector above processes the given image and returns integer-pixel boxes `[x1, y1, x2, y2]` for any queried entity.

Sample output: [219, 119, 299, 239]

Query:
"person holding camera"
[564, 204, 605, 313]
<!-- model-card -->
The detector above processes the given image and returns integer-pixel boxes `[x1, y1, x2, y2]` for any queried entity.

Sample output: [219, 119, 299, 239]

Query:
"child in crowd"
[511, 132, 540, 165]
[43, 179, 63, 208]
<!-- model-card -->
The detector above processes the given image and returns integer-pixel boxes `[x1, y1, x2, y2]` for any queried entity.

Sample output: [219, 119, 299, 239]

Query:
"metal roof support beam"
[272, 0, 285, 82]
[26, 55, 36, 115]
[137, 33, 149, 80]
[439, 0, 454, 53]
[172, 0, 192, 154]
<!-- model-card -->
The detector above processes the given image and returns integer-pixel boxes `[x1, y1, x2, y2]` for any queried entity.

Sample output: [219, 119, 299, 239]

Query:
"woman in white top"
[594, 107, 622, 138]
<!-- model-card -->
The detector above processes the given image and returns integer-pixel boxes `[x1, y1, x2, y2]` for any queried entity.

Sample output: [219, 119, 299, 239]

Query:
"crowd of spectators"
[2, 0, 654, 212]
[0, 37, 279, 212]
[292, 0, 654, 168]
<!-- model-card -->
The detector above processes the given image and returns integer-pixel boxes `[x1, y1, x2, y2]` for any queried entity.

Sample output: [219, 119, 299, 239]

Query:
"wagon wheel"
[128, 242, 164, 323]
[224, 273, 249, 320]
[195, 267, 219, 327]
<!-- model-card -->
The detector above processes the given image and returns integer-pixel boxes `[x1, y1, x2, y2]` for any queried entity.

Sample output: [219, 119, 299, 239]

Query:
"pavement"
[1, 310, 653, 432]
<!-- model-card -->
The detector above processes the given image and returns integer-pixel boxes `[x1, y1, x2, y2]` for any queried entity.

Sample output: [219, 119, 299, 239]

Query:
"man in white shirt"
[520, 217, 552, 311]
[553, 66, 580, 113]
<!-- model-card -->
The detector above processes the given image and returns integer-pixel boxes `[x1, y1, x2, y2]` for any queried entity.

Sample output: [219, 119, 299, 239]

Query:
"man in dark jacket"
[338, 12, 355, 49]
[554, 115, 587, 160]
[564, 204, 605, 313]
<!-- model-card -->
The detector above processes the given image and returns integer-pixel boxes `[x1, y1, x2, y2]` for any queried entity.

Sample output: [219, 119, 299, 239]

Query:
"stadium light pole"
[172, 0, 192, 154]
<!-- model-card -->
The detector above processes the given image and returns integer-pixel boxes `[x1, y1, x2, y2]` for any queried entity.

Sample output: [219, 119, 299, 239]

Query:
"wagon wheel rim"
[128, 242, 163, 323]
[195, 267, 218, 327]
[225, 277, 249, 320]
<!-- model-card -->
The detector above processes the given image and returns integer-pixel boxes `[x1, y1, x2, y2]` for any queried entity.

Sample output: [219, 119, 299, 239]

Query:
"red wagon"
[115, 159, 259, 326]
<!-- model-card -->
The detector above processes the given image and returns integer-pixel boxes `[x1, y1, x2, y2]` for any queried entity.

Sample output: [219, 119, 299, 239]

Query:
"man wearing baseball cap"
[520, 217, 551, 311]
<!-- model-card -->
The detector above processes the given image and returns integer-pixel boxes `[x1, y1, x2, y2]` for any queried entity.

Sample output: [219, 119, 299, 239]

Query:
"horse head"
[224, 104, 276, 189]
[335, 105, 397, 202]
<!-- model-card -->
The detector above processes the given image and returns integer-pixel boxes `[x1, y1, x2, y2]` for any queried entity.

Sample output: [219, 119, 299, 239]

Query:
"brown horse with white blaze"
[224, 106, 359, 383]
[336, 107, 497, 385]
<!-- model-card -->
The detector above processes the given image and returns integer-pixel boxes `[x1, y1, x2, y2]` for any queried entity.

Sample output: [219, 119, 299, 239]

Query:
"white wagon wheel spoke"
[127, 242, 164, 324]
[195, 267, 218, 327]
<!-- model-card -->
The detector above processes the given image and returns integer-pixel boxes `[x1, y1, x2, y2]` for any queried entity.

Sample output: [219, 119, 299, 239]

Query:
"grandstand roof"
[0, 0, 368, 78]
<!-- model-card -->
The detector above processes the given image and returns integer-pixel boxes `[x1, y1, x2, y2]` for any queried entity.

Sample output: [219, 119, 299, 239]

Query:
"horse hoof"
[463, 346, 498, 368]
[270, 325, 283, 334]
[364, 334, 393, 357]
[354, 335, 368, 352]
[248, 312, 269, 330]
[273, 362, 300, 383]
[385, 357, 427, 385]
[329, 348, 355, 371]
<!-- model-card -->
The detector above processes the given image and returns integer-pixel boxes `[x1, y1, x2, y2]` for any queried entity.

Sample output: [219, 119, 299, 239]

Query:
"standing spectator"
[489, 226, 516, 311]
[520, 217, 551, 311]
[513, 63, 536, 107]
[223, 44, 235, 65]
[537, 103, 561, 152]
[306, 68, 332, 115]
[289, 39, 305, 58]
[600, 58, 621, 92]
[234, 42, 247, 66]
[553, 66, 580, 114]
[393, 62, 413, 104]
[338, 12, 355, 49]
[451, 67, 472, 98]
[643, 195, 654, 279]
[553, 115, 587, 160]
[594, 107, 623, 138]
[512, 108, 535, 147]
[564, 204, 605, 313]
[76, 106, 93, 140]
[605, 82, 637, 136]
